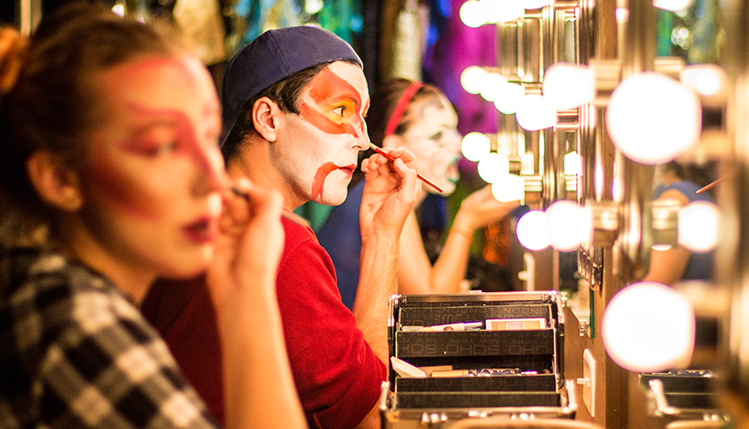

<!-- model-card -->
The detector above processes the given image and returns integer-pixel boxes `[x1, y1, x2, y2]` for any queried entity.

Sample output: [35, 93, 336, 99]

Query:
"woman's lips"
[182, 216, 218, 244]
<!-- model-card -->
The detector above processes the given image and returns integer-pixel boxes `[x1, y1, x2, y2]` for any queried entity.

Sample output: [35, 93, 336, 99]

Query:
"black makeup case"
[379, 291, 577, 428]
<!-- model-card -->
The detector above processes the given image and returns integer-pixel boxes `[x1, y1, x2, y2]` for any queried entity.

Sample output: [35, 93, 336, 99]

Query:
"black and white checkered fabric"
[0, 248, 219, 428]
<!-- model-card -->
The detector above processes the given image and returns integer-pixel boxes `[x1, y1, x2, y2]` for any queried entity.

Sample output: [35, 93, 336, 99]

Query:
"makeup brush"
[368, 142, 443, 193]
[229, 186, 309, 227]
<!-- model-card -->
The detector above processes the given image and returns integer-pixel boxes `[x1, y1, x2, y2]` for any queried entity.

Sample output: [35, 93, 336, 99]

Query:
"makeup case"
[379, 291, 577, 428]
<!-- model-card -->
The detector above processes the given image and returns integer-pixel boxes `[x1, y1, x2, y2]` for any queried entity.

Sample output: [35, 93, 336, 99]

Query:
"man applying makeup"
[141, 26, 419, 429]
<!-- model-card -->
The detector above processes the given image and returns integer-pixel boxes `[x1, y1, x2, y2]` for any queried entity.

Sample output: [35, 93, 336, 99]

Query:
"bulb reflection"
[678, 201, 721, 252]
[477, 153, 510, 183]
[516, 94, 557, 131]
[517, 210, 551, 251]
[491, 174, 524, 202]
[462, 132, 491, 162]
[546, 201, 591, 251]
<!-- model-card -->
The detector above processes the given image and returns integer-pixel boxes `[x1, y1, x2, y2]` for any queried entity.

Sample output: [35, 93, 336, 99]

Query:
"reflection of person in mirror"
[317, 79, 521, 310]
[643, 161, 716, 285]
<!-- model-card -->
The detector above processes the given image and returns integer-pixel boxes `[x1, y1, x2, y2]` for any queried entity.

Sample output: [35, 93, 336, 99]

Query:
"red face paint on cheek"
[311, 162, 340, 200]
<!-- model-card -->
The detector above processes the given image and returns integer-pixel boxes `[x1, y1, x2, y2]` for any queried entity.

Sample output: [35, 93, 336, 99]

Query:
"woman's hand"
[453, 185, 521, 233]
[207, 179, 284, 316]
[359, 148, 419, 240]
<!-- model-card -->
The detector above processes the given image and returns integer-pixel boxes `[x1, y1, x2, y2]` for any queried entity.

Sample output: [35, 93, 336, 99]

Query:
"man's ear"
[26, 151, 83, 212]
[252, 96, 281, 143]
[382, 134, 403, 150]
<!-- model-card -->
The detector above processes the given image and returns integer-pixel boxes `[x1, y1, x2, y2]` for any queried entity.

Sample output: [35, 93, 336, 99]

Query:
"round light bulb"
[482, 0, 525, 22]
[516, 94, 557, 131]
[479, 73, 509, 102]
[494, 83, 525, 114]
[543, 63, 595, 109]
[460, 0, 486, 28]
[678, 201, 720, 252]
[477, 152, 510, 183]
[517, 210, 551, 251]
[653, 0, 692, 11]
[461, 132, 491, 162]
[305, 0, 324, 14]
[680, 64, 727, 98]
[606, 73, 701, 165]
[491, 174, 524, 202]
[461, 66, 487, 95]
[545, 200, 591, 251]
[603, 282, 695, 372]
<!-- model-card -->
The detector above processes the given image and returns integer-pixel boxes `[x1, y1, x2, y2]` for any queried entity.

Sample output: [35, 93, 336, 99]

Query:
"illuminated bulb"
[482, 0, 525, 22]
[517, 211, 551, 251]
[606, 73, 701, 165]
[615, 7, 628, 23]
[479, 73, 509, 102]
[461, 132, 491, 162]
[461, 66, 487, 95]
[111, 3, 126, 15]
[564, 152, 581, 176]
[680, 64, 727, 97]
[477, 152, 510, 183]
[543, 63, 595, 109]
[460, 0, 486, 28]
[523, 0, 554, 9]
[653, 0, 692, 11]
[678, 201, 720, 252]
[545, 201, 591, 251]
[494, 83, 525, 114]
[516, 94, 557, 131]
[603, 282, 695, 372]
[491, 174, 525, 202]
[305, 0, 324, 14]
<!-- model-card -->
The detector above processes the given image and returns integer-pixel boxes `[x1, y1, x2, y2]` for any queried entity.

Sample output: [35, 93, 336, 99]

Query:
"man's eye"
[332, 106, 346, 116]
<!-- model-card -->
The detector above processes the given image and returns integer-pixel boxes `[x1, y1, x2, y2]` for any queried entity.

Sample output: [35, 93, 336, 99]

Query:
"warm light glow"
[516, 94, 557, 131]
[606, 73, 701, 165]
[461, 66, 487, 95]
[653, 0, 692, 11]
[517, 210, 551, 251]
[460, 0, 487, 28]
[564, 152, 581, 176]
[543, 63, 595, 109]
[603, 282, 695, 372]
[545, 201, 591, 251]
[461, 132, 492, 162]
[491, 174, 525, 202]
[615, 7, 628, 23]
[305, 0, 324, 14]
[477, 153, 510, 183]
[479, 73, 509, 102]
[482, 0, 525, 22]
[494, 83, 525, 114]
[523, 0, 555, 9]
[111, 3, 125, 15]
[678, 201, 720, 252]
[680, 64, 727, 97]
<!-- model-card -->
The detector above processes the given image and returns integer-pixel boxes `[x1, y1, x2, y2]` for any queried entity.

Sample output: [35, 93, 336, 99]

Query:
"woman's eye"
[148, 142, 177, 156]
[430, 131, 444, 142]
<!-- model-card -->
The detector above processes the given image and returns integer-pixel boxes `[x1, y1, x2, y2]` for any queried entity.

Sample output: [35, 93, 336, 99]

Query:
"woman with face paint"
[0, 5, 304, 428]
[318, 78, 521, 310]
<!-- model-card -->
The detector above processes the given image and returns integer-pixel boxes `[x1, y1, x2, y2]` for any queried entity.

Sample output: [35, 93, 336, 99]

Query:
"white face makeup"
[80, 54, 225, 280]
[273, 61, 370, 207]
[397, 93, 462, 195]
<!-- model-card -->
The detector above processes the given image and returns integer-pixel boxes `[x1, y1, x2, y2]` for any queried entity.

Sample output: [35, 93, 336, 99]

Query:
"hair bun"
[0, 28, 28, 95]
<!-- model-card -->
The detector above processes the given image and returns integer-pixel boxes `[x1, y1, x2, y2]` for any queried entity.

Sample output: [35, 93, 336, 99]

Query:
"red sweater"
[141, 215, 387, 429]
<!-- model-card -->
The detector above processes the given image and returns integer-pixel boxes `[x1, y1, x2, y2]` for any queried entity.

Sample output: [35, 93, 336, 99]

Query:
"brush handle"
[368, 143, 443, 193]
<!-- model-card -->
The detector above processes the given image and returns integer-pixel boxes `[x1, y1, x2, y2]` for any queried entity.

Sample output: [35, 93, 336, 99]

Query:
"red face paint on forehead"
[298, 65, 368, 139]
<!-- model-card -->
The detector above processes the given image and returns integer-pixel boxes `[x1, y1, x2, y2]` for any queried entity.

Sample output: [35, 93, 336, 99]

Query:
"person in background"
[317, 78, 520, 310]
[141, 26, 419, 429]
[0, 5, 305, 428]
[643, 161, 716, 285]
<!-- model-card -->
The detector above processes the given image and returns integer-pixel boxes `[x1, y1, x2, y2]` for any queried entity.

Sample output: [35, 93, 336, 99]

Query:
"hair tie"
[383, 81, 423, 137]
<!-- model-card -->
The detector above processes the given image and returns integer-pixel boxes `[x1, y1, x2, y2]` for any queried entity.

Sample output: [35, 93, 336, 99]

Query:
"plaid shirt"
[0, 248, 219, 428]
